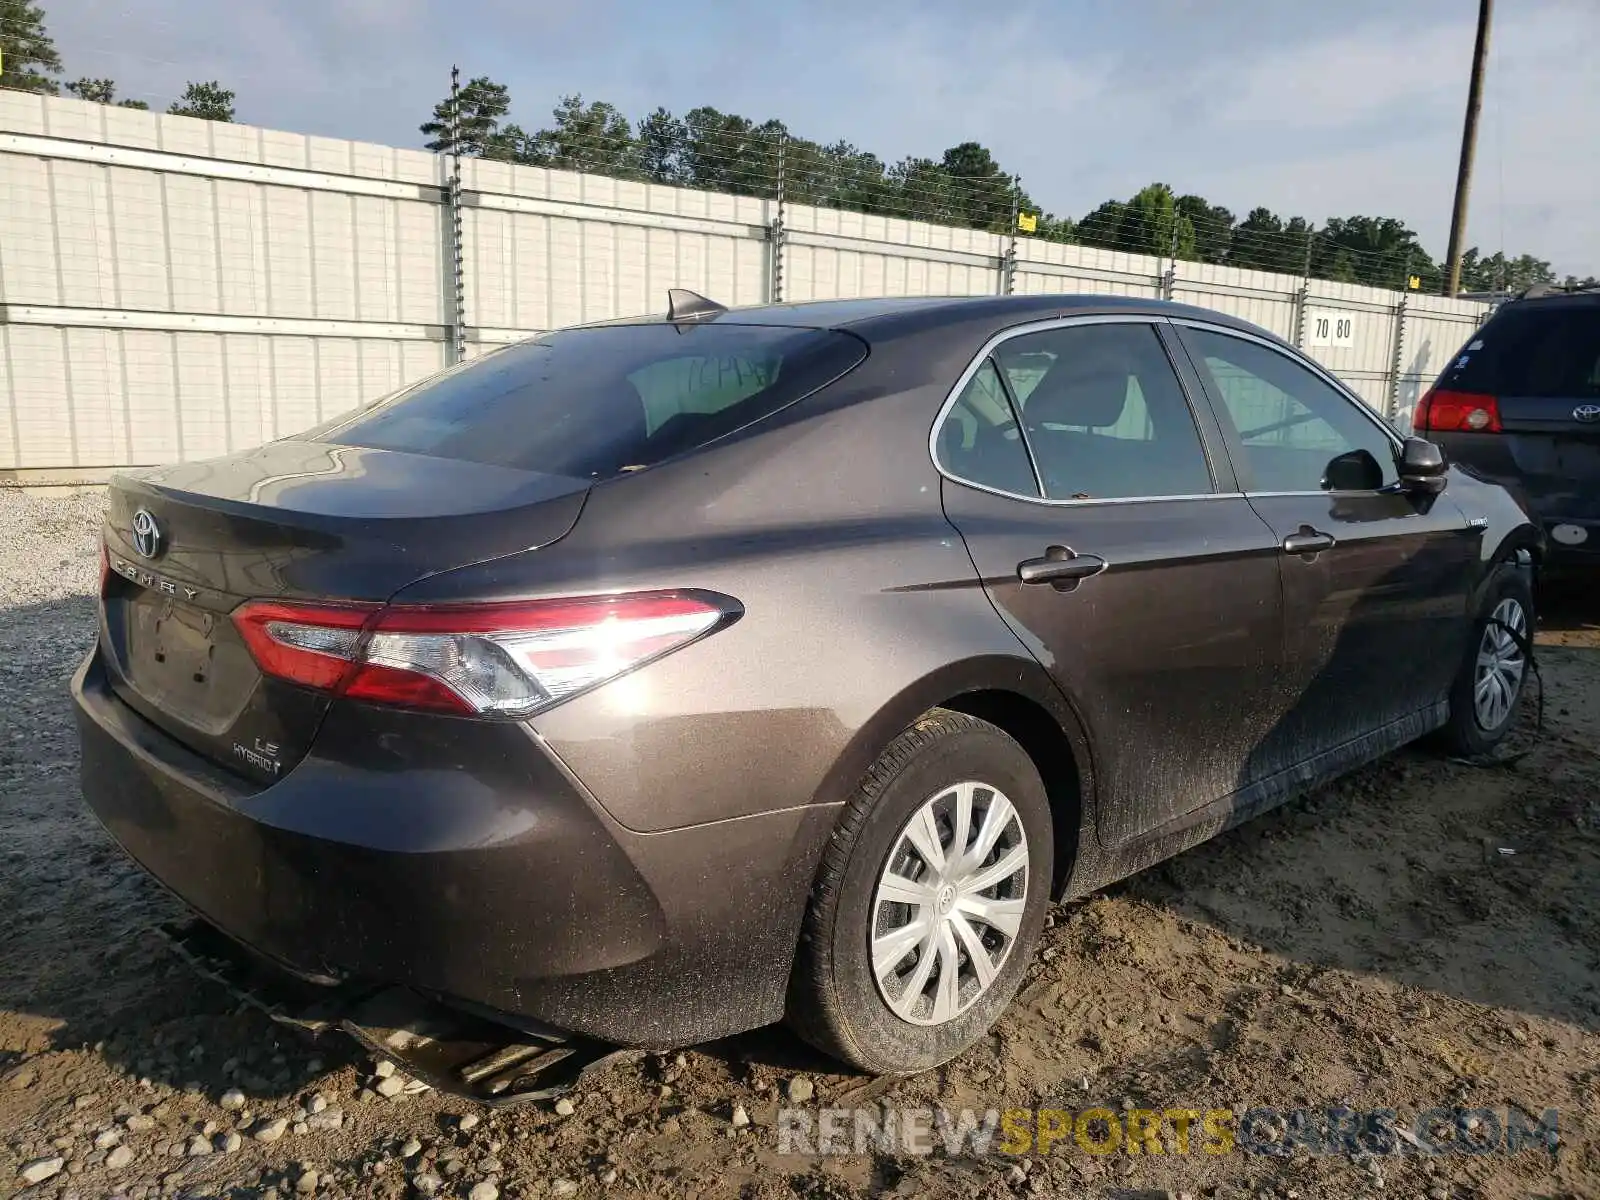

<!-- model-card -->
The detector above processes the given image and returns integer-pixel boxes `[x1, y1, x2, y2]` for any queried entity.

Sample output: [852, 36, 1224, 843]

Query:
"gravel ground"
[2, 484, 1599, 1200]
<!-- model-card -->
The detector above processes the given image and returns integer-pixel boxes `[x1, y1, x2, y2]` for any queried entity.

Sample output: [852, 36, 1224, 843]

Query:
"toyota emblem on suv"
[1575, 404, 1600, 424]
[131, 509, 163, 559]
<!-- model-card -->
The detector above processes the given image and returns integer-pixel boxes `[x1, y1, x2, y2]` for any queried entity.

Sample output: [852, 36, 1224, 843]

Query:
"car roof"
[1497, 290, 1600, 313]
[736, 294, 1268, 338]
[589, 293, 1279, 346]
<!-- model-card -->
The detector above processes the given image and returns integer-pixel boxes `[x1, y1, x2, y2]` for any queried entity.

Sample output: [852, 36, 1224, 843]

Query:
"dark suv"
[1417, 287, 1600, 566]
[75, 294, 1541, 1080]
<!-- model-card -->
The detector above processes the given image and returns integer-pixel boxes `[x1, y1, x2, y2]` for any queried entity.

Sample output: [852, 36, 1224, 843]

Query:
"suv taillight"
[1414, 389, 1502, 433]
[233, 591, 738, 717]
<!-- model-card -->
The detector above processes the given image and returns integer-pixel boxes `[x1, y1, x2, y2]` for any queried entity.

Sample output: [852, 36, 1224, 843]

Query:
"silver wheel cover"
[870, 781, 1030, 1027]
[1473, 596, 1528, 732]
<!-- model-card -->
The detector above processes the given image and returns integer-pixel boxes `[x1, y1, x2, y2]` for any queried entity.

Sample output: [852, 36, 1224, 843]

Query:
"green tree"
[939, 141, 1014, 231]
[481, 122, 534, 162]
[678, 107, 781, 197]
[1133, 183, 1195, 259]
[1078, 184, 1193, 259]
[168, 80, 235, 122]
[1230, 207, 1315, 275]
[522, 94, 636, 174]
[1314, 215, 1434, 290]
[1076, 199, 1128, 249]
[420, 76, 509, 155]
[1176, 195, 1234, 264]
[888, 155, 962, 225]
[64, 77, 148, 108]
[1458, 249, 1555, 293]
[65, 76, 113, 102]
[813, 141, 893, 213]
[635, 107, 688, 184]
[0, 0, 61, 93]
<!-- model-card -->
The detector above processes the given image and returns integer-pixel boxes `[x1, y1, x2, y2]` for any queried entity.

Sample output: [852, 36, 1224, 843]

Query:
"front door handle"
[1017, 546, 1108, 586]
[1281, 526, 1336, 555]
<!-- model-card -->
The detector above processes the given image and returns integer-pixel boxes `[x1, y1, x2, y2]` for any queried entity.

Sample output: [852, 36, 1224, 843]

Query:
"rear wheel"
[1440, 563, 1535, 757]
[787, 710, 1052, 1074]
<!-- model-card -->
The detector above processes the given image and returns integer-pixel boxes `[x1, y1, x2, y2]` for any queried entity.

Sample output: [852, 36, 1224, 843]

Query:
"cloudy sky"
[34, 0, 1600, 275]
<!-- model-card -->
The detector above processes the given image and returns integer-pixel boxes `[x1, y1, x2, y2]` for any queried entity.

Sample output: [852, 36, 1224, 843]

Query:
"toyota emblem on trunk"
[131, 509, 163, 559]
[1575, 404, 1600, 423]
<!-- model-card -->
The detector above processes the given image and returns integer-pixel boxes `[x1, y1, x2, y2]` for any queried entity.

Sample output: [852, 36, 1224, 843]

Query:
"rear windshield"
[1441, 304, 1600, 398]
[311, 323, 867, 479]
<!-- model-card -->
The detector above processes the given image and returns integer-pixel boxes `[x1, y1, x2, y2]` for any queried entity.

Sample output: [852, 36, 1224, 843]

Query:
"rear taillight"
[232, 592, 736, 718]
[98, 540, 110, 595]
[234, 601, 378, 691]
[1414, 389, 1502, 433]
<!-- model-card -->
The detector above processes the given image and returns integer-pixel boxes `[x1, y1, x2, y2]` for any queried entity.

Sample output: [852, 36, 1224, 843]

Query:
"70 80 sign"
[1306, 309, 1355, 348]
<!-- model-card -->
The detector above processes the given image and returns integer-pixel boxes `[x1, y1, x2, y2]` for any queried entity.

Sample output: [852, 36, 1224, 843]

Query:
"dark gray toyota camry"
[76, 292, 1541, 1077]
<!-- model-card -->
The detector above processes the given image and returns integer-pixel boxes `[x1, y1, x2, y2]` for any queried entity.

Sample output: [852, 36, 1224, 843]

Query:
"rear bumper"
[1537, 523, 1600, 565]
[73, 644, 834, 1047]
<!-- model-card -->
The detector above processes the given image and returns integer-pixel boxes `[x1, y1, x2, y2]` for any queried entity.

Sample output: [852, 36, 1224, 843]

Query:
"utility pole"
[1444, 0, 1493, 297]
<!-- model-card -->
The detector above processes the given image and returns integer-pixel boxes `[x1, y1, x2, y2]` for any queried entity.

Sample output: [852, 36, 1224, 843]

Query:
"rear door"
[1172, 321, 1478, 766]
[937, 317, 1287, 846]
[1425, 300, 1600, 551]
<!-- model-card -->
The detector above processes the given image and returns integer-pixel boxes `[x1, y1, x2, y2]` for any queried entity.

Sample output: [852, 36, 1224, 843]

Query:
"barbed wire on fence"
[0, 49, 1481, 299]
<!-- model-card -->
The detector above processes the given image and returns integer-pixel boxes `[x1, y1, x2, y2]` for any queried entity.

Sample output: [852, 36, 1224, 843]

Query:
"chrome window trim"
[1168, 318, 1407, 456]
[1248, 489, 1399, 499]
[927, 313, 1237, 509]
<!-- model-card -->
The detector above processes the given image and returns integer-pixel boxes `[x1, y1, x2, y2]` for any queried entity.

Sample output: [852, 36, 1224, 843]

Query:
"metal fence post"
[1161, 212, 1178, 300]
[1293, 225, 1314, 348]
[1387, 291, 1409, 423]
[1001, 183, 1019, 296]
[445, 65, 467, 364]
[768, 131, 787, 303]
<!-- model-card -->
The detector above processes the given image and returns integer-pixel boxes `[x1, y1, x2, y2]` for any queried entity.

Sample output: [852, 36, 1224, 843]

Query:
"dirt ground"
[2, 485, 1598, 1200]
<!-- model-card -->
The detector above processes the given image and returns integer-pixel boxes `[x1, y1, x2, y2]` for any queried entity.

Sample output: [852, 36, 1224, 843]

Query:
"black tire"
[1439, 561, 1535, 758]
[787, 709, 1053, 1075]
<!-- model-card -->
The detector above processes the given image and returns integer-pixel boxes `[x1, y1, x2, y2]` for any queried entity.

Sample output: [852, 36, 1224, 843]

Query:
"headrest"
[1022, 355, 1133, 429]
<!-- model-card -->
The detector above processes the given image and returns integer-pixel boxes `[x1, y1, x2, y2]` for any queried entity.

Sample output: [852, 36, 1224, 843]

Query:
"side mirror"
[1322, 448, 1385, 491]
[1398, 436, 1448, 496]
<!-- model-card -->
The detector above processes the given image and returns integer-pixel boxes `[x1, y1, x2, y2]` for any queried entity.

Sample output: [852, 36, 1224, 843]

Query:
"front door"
[936, 318, 1286, 846]
[1172, 323, 1478, 769]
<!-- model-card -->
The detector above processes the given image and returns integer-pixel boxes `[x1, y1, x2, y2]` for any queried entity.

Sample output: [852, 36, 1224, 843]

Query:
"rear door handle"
[1017, 547, 1108, 586]
[1281, 527, 1336, 555]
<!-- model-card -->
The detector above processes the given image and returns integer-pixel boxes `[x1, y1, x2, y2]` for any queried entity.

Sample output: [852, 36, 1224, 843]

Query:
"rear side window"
[935, 360, 1040, 496]
[1442, 306, 1600, 397]
[311, 324, 867, 479]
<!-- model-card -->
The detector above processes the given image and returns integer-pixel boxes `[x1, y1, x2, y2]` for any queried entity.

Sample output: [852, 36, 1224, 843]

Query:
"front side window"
[992, 323, 1214, 501]
[309, 323, 867, 481]
[1183, 328, 1398, 493]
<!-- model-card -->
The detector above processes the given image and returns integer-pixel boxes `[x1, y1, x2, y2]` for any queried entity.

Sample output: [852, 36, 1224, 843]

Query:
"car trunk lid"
[100, 439, 589, 783]
[1497, 394, 1600, 508]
